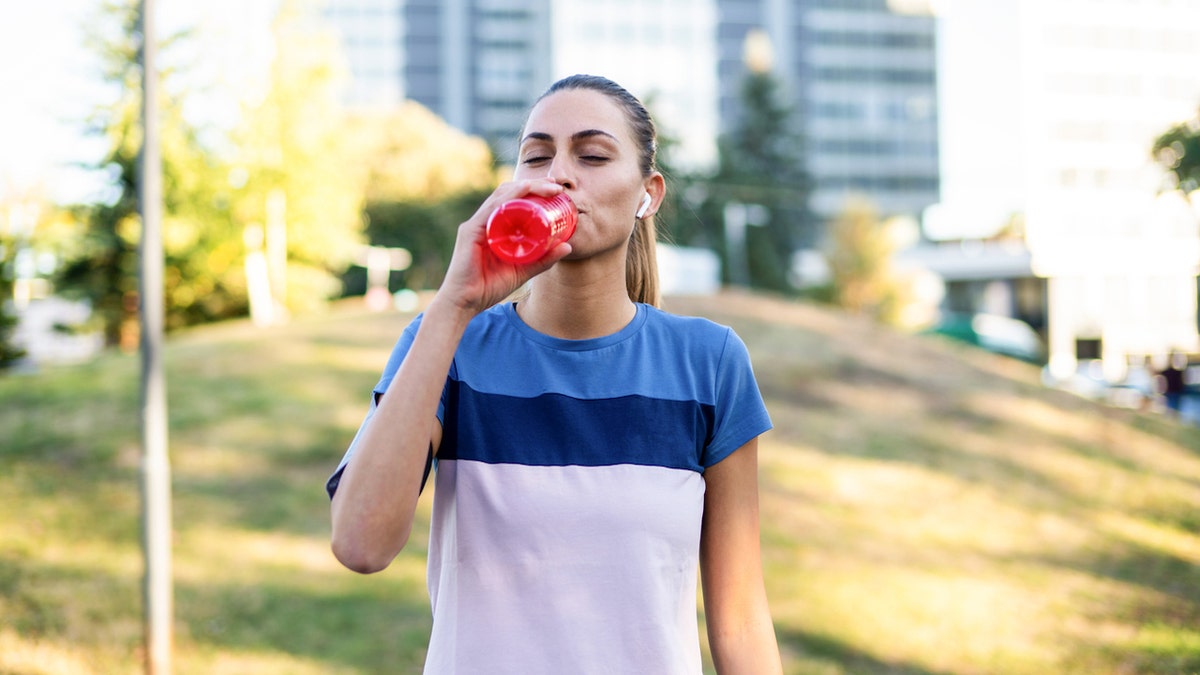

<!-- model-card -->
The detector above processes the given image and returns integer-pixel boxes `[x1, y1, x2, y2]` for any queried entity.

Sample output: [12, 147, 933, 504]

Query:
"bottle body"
[486, 193, 577, 265]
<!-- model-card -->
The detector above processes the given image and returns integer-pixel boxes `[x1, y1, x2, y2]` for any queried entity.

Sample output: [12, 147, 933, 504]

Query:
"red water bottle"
[486, 193, 577, 265]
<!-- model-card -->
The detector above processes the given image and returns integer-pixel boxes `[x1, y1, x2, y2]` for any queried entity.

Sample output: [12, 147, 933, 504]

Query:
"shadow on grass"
[1030, 540, 1200, 674]
[1034, 539, 1200, 621]
[0, 547, 434, 673]
[176, 571, 432, 672]
[173, 469, 332, 535]
[777, 626, 958, 675]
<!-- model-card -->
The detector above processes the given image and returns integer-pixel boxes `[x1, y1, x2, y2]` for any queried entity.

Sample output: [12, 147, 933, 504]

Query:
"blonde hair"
[535, 75, 662, 308]
[626, 214, 660, 307]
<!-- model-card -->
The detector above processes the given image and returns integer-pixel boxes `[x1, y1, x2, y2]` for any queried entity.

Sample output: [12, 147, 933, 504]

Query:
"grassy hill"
[2, 290, 1198, 674]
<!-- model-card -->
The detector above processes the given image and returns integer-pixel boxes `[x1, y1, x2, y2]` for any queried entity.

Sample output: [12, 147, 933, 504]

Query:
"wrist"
[425, 292, 483, 329]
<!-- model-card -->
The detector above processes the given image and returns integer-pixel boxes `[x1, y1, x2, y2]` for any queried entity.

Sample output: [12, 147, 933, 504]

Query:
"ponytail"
[627, 216, 660, 307]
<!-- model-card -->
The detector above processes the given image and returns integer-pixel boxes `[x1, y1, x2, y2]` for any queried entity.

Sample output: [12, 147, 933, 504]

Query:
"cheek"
[592, 196, 638, 231]
[598, 181, 645, 219]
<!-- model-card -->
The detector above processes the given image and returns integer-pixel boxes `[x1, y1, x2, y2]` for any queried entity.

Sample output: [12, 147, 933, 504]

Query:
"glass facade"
[326, 0, 938, 223]
[717, 0, 940, 227]
[324, 0, 404, 107]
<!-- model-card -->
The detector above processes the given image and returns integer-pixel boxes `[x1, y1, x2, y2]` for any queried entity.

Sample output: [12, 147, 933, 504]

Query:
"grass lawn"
[2, 290, 1199, 674]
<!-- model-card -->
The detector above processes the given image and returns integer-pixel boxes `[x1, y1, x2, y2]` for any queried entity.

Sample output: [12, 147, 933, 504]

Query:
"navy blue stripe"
[440, 380, 714, 472]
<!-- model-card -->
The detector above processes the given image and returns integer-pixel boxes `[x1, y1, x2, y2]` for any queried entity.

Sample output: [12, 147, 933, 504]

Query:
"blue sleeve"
[325, 314, 440, 499]
[701, 328, 772, 469]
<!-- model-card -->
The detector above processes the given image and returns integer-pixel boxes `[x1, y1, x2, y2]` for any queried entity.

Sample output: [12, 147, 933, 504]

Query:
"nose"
[546, 158, 575, 190]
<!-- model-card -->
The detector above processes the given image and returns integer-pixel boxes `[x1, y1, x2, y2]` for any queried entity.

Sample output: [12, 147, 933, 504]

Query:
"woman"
[328, 74, 782, 674]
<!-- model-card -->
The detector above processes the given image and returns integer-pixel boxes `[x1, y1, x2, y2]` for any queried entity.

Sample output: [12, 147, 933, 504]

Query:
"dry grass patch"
[2, 292, 1198, 674]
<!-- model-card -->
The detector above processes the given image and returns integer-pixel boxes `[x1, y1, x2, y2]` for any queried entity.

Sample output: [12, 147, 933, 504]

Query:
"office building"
[325, 0, 405, 108]
[324, 0, 717, 168]
[936, 0, 1200, 380]
[717, 0, 941, 232]
[328, 0, 939, 191]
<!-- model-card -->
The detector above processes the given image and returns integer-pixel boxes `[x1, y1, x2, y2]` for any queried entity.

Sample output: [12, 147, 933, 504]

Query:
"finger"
[464, 180, 564, 236]
[519, 180, 566, 198]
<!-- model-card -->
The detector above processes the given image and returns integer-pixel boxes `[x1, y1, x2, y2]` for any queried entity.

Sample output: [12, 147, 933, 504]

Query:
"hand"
[436, 180, 573, 315]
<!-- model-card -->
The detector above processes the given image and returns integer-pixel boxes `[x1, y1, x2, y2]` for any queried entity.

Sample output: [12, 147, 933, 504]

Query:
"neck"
[517, 260, 636, 340]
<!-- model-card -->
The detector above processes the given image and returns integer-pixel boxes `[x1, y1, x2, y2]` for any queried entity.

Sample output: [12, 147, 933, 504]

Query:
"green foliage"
[637, 95, 705, 249]
[57, 0, 370, 345]
[355, 193, 485, 292]
[708, 71, 811, 291]
[54, 0, 145, 347]
[228, 0, 368, 315]
[0, 235, 26, 369]
[1153, 113, 1200, 195]
[57, 0, 248, 346]
[344, 102, 499, 291]
[348, 101, 495, 205]
[824, 196, 907, 323]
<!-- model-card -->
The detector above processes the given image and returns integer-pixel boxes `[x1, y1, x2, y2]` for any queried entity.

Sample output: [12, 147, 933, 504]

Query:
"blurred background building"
[324, 0, 935, 216]
[717, 0, 939, 238]
[934, 0, 1200, 383]
[324, 0, 717, 168]
[325, 0, 404, 107]
[322, 0, 1200, 385]
[10, 0, 1189, 391]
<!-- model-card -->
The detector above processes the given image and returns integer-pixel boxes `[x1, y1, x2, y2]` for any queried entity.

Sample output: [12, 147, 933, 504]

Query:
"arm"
[330, 180, 571, 574]
[700, 437, 783, 675]
[329, 298, 469, 574]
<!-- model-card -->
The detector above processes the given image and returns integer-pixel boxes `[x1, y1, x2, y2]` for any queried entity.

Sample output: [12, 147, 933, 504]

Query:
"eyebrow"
[520, 129, 620, 145]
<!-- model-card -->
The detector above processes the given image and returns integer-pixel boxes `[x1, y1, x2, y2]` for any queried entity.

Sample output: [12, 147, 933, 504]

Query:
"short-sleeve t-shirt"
[327, 302, 772, 674]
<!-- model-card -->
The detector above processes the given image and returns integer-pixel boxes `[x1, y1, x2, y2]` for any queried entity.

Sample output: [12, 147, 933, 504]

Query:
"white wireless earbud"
[636, 193, 652, 218]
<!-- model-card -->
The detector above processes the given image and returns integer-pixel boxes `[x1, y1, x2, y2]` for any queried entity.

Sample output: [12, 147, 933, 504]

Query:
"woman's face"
[514, 88, 650, 260]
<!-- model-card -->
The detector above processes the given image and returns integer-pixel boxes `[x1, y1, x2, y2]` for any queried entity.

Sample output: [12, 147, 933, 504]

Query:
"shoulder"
[642, 303, 733, 339]
[640, 304, 743, 357]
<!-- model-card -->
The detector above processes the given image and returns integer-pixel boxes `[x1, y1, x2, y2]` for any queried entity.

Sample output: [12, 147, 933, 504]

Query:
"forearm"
[330, 179, 572, 573]
[330, 296, 474, 573]
[701, 439, 783, 674]
[708, 607, 783, 675]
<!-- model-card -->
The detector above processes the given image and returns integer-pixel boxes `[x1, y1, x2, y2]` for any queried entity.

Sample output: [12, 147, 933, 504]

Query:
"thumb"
[521, 242, 573, 278]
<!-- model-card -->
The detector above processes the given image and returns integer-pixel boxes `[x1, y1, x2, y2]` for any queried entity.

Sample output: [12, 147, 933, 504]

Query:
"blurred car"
[925, 312, 1046, 364]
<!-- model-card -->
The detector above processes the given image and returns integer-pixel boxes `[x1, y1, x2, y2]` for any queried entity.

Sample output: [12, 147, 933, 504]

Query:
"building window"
[814, 67, 936, 85]
[812, 30, 934, 49]
[1076, 338, 1102, 361]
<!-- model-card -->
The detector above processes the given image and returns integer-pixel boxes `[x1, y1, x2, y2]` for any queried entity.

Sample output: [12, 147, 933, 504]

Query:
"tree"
[824, 196, 909, 324]
[57, 0, 229, 347]
[1153, 110, 1200, 198]
[0, 231, 26, 369]
[342, 101, 498, 291]
[708, 68, 811, 291]
[58, 0, 368, 345]
[354, 189, 492, 292]
[227, 0, 368, 316]
[0, 195, 83, 369]
[348, 101, 495, 204]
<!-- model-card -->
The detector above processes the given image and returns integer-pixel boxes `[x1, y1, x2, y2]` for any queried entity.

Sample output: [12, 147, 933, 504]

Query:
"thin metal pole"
[724, 201, 749, 287]
[138, 0, 173, 671]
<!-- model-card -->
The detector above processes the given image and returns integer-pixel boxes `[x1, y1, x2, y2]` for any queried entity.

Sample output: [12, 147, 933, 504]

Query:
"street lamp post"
[138, 0, 172, 672]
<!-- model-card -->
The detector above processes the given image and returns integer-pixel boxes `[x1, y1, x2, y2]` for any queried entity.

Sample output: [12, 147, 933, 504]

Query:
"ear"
[639, 172, 666, 219]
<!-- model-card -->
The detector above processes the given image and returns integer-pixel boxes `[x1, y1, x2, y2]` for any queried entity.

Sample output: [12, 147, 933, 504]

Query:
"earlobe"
[636, 193, 652, 218]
